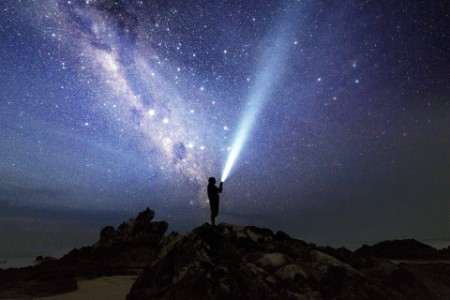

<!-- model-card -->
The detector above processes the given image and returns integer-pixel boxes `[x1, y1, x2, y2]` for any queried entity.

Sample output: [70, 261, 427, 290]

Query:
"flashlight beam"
[221, 16, 295, 182]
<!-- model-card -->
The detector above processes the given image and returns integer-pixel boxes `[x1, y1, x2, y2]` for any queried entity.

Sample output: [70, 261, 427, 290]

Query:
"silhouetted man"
[207, 177, 223, 226]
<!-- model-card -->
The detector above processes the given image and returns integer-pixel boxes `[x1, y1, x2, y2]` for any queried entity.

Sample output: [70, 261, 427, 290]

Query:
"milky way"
[55, 1, 229, 197]
[0, 1, 449, 255]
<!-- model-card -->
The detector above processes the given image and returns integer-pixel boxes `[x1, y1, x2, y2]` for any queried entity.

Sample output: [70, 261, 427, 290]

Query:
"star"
[0, 0, 447, 257]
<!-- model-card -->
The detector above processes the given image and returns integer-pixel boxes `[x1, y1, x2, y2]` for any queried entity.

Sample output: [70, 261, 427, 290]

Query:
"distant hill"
[355, 239, 450, 260]
[0, 208, 449, 299]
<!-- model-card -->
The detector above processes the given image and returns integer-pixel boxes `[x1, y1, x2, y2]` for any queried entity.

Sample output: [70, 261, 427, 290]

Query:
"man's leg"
[210, 212, 215, 226]
[211, 201, 218, 226]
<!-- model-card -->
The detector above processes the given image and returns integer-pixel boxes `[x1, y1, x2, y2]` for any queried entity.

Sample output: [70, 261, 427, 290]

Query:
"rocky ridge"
[127, 223, 449, 300]
[0, 208, 449, 299]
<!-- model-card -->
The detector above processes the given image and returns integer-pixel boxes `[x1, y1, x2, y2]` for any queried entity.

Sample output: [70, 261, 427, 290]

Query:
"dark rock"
[319, 246, 376, 269]
[389, 267, 417, 287]
[355, 239, 443, 259]
[0, 261, 79, 298]
[275, 230, 291, 240]
[136, 207, 155, 222]
[0, 208, 165, 299]
[34, 255, 56, 265]
[127, 224, 447, 300]
[2, 209, 449, 300]
[402, 263, 450, 299]
[27, 273, 78, 297]
[438, 246, 450, 257]
[69, 208, 168, 268]
[100, 225, 116, 242]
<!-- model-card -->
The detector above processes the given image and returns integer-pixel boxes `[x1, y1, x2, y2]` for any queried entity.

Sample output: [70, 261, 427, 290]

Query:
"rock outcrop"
[0, 207, 166, 299]
[1, 209, 449, 299]
[64, 207, 168, 268]
[34, 255, 56, 264]
[127, 224, 449, 300]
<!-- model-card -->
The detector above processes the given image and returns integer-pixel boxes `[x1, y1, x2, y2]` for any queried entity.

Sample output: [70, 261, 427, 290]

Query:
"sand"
[34, 275, 138, 300]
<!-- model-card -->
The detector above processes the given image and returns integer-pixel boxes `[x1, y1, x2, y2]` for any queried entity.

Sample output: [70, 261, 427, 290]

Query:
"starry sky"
[1, 0, 449, 256]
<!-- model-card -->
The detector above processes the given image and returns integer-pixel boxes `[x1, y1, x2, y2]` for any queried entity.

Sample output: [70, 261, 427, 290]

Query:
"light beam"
[221, 13, 295, 181]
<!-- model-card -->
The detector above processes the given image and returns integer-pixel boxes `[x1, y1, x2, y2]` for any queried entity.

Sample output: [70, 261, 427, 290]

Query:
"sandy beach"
[34, 275, 138, 300]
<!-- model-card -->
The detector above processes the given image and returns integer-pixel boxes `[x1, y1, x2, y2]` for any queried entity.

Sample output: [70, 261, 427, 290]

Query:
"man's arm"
[218, 182, 223, 193]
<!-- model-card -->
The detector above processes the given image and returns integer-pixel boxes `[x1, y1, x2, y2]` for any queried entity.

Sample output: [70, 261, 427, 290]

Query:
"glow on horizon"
[221, 15, 295, 182]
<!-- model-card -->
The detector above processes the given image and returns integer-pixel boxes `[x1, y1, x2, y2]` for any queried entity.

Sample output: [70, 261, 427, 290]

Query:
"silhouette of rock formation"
[0, 207, 166, 298]
[127, 223, 449, 300]
[355, 239, 450, 260]
[0, 208, 449, 299]
[65, 207, 168, 268]
[34, 255, 56, 264]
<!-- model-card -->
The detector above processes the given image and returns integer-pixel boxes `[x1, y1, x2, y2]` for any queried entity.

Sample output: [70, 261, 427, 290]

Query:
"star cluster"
[0, 0, 449, 254]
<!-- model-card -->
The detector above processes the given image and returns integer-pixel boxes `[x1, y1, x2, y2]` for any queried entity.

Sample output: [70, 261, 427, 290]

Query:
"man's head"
[208, 177, 216, 185]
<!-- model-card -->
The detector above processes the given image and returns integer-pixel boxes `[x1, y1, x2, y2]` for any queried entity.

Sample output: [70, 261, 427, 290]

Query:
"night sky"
[1, 0, 449, 257]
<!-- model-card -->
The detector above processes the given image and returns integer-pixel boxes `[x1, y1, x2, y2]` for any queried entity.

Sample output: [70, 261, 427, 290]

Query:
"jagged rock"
[99, 226, 116, 243]
[34, 255, 56, 263]
[136, 207, 155, 222]
[67, 207, 168, 268]
[127, 223, 448, 300]
[1, 209, 449, 299]
[0, 208, 166, 299]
